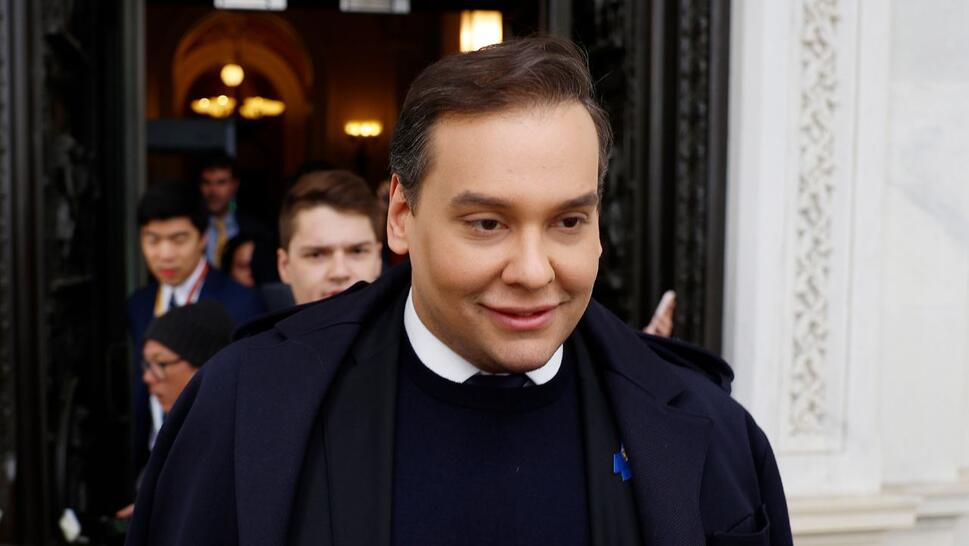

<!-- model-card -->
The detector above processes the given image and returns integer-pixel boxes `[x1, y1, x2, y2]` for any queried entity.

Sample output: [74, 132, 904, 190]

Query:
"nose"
[501, 228, 555, 290]
[327, 251, 351, 284]
[156, 240, 176, 261]
[142, 367, 157, 386]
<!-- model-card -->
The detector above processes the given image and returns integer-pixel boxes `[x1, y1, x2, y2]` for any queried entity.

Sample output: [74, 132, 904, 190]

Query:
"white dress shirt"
[157, 257, 208, 314]
[403, 288, 562, 385]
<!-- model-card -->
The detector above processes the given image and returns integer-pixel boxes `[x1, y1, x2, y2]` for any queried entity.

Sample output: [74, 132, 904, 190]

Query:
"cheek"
[294, 260, 325, 283]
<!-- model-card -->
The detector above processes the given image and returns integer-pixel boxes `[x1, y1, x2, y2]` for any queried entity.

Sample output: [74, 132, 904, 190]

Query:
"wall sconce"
[191, 95, 237, 118]
[460, 10, 503, 52]
[344, 120, 383, 138]
[220, 63, 245, 87]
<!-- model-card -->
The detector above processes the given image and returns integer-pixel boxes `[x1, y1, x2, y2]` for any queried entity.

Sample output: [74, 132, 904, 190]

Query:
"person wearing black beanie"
[140, 300, 235, 414]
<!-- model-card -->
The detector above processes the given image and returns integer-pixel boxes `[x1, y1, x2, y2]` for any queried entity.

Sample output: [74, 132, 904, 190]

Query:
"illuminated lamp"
[239, 96, 286, 119]
[459, 10, 503, 52]
[190, 95, 236, 118]
[220, 63, 245, 87]
[344, 120, 383, 138]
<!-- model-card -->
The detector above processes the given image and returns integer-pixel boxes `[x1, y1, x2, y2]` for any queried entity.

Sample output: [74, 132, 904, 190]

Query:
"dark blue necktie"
[463, 373, 533, 388]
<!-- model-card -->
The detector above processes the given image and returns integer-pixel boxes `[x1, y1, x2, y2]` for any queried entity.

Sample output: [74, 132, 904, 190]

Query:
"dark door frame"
[571, 0, 730, 352]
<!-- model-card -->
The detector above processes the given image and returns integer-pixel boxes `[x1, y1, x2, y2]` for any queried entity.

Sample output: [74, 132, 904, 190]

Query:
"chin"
[484, 343, 561, 374]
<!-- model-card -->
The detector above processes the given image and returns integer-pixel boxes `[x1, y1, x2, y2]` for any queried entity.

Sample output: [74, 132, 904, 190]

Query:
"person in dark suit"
[198, 153, 271, 268]
[126, 180, 266, 474]
[127, 37, 792, 546]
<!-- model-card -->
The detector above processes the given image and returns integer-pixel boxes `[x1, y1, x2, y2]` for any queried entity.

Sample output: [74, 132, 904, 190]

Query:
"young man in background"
[276, 169, 383, 305]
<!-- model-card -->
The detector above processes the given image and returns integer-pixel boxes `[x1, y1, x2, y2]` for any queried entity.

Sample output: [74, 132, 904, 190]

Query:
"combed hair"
[137, 180, 208, 233]
[278, 169, 380, 250]
[389, 35, 612, 207]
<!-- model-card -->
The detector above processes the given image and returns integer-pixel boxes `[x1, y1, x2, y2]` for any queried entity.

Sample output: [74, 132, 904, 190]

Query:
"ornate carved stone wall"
[781, 0, 850, 453]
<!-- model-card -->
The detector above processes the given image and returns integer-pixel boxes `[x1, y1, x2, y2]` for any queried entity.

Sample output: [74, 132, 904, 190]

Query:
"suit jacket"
[126, 264, 792, 546]
[126, 265, 267, 471]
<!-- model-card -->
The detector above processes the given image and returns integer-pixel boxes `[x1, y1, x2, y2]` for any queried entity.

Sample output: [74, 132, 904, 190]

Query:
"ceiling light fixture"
[220, 63, 245, 87]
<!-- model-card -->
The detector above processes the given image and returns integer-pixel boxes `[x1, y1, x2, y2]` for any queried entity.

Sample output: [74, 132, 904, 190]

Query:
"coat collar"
[235, 262, 712, 546]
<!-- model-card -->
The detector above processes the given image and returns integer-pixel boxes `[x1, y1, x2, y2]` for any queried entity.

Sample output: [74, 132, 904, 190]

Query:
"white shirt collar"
[159, 257, 208, 311]
[403, 288, 562, 385]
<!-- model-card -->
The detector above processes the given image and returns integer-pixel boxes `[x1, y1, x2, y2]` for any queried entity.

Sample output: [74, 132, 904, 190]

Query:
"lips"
[481, 304, 558, 332]
[158, 268, 178, 279]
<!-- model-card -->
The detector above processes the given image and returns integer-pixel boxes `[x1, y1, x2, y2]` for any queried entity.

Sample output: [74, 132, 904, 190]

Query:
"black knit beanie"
[143, 300, 235, 368]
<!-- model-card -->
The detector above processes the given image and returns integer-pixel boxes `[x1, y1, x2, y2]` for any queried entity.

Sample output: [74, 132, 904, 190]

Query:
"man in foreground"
[128, 37, 792, 546]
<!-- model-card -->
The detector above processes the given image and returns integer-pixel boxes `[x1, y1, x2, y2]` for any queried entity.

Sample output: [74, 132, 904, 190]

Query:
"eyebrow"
[297, 240, 376, 251]
[449, 190, 600, 210]
[143, 229, 192, 238]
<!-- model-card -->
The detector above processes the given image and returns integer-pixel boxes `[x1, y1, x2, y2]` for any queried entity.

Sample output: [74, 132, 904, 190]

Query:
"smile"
[481, 304, 558, 332]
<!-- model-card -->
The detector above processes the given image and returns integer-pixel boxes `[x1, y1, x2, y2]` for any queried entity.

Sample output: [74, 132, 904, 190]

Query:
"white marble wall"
[881, 0, 969, 487]
[726, 0, 969, 542]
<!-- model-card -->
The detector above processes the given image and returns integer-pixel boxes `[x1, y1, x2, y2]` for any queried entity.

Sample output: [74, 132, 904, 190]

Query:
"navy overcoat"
[126, 264, 792, 546]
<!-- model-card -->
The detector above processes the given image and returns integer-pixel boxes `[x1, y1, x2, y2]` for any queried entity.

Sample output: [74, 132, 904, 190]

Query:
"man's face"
[140, 218, 207, 286]
[387, 102, 602, 374]
[277, 205, 383, 305]
[199, 167, 239, 217]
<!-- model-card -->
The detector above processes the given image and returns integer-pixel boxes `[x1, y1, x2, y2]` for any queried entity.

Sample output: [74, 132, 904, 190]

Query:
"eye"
[555, 215, 587, 230]
[469, 218, 505, 232]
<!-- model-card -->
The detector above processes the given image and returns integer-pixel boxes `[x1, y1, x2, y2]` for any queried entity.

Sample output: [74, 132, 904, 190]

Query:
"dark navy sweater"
[391, 338, 591, 546]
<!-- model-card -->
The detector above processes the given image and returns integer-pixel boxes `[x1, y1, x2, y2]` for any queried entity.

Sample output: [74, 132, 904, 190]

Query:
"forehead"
[423, 102, 599, 205]
[290, 205, 376, 246]
[201, 167, 233, 181]
[141, 217, 199, 235]
[143, 338, 178, 359]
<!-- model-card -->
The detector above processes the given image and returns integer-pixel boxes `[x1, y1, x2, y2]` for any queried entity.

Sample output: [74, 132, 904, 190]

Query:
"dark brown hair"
[389, 36, 612, 207]
[278, 170, 380, 250]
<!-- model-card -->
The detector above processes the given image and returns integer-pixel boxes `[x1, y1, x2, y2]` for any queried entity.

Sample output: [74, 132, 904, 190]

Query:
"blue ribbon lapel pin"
[613, 444, 632, 482]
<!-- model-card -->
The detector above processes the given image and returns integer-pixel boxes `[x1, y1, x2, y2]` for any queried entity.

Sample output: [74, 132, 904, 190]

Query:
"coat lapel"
[322, 292, 405, 546]
[233, 322, 361, 546]
[233, 263, 411, 546]
[580, 301, 712, 546]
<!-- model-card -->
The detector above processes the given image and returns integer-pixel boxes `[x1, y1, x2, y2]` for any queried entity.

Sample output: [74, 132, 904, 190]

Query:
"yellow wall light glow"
[344, 120, 383, 138]
[459, 10, 503, 52]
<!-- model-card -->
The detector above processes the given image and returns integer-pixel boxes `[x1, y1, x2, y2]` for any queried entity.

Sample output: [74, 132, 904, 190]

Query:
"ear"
[386, 174, 412, 255]
[277, 247, 292, 284]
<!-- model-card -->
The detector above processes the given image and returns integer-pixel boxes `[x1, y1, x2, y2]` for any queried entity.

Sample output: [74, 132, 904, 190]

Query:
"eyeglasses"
[140, 356, 184, 380]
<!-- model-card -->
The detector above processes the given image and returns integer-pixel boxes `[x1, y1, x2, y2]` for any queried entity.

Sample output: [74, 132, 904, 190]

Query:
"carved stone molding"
[785, 0, 841, 447]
